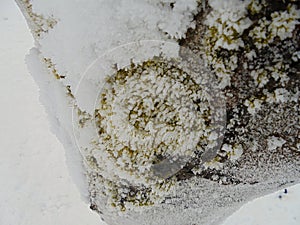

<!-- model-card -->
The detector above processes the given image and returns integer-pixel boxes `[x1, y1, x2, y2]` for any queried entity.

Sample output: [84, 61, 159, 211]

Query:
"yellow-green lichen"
[203, 1, 252, 87]
[43, 58, 66, 80]
[91, 56, 219, 210]
[249, 4, 300, 49]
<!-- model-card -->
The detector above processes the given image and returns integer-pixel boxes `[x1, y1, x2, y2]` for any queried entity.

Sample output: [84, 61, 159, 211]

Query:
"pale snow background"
[0, 0, 299, 225]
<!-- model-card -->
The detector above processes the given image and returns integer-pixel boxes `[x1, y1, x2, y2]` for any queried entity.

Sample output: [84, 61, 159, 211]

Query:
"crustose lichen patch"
[91, 57, 224, 210]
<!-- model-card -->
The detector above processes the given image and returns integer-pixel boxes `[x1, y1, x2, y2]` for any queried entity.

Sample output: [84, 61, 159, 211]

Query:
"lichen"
[180, 0, 299, 185]
[91, 0, 300, 209]
[91, 57, 222, 210]
[43, 58, 66, 80]
[18, 0, 300, 223]
[202, 0, 252, 88]
[17, 0, 57, 38]
[200, 0, 299, 91]
[249, 4, 300, 49]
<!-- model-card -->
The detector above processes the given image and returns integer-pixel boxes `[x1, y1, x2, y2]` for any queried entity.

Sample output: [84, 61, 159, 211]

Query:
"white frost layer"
[222, 184, 300, 225]
[0, 1, 102, 224]
[31, 0, 197, 96]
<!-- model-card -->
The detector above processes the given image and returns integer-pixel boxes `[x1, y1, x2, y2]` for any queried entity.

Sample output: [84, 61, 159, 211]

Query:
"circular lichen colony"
[92, 57, 221, 210]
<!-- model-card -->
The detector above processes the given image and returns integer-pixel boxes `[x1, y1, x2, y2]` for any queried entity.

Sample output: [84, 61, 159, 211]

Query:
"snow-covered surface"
[222, 185, 300, 225]
[1, 1, 300, 225]
[0, 1, 102, 224]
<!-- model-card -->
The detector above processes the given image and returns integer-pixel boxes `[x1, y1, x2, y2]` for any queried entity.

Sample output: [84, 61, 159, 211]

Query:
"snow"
[0, 1, 102, 224]
[1, 0, 300, 225]
[222, 184, 300, 225]
[27, 0, 197, 97]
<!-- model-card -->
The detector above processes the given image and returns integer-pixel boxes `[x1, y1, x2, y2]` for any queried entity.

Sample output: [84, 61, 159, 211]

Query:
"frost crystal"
[250, 4, 300, 49]
[267, 136, 286, 151]
[203, 0, 252, 87]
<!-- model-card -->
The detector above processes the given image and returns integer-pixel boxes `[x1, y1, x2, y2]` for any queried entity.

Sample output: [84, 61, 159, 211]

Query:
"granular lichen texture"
[16, 0, 300, 225]
[91, 57, 224, 211]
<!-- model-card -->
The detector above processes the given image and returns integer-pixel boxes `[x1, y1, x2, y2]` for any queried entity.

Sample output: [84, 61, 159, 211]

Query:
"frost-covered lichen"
[91, 57, 223, 210]
[15, 0, 57, 38]
[43, 58, 65, 80]
[17, 0, 300, 224]
[200, 0, 299, 91]
[249, 4, 300, 49]
[181, 0, 299, 186]
[203, 0, 252, 87]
